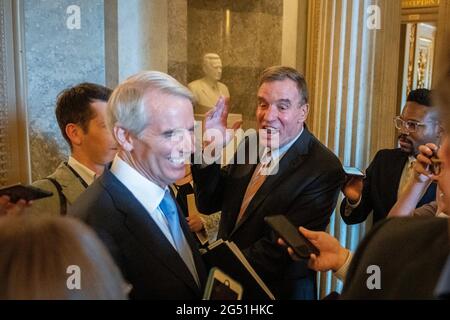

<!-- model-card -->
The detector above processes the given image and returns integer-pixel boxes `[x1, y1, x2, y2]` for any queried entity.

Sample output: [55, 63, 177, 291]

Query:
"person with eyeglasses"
[340, 89, 442, 227]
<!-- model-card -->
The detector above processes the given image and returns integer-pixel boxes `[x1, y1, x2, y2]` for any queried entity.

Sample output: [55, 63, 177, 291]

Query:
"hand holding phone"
[265, 215, 319, 259]
[416, 143, 442, 177]
[343, 166, 365, 178]
[0, 184, 53, 204]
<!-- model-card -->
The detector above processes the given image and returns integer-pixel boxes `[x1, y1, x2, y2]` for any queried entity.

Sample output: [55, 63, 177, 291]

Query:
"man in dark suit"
[340, 89, 440, 226]
[278, 217, 450, 299]
[71, 71, 206, 299]
[192, 66, 345, 299]
[340, 217, 450, 299]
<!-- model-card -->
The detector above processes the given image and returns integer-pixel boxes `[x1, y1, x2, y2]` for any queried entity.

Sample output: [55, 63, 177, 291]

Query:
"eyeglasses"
[393, 116, 435, 133]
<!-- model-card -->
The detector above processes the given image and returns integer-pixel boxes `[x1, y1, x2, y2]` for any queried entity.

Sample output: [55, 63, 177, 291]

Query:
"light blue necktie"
[159, 189, 199, 286]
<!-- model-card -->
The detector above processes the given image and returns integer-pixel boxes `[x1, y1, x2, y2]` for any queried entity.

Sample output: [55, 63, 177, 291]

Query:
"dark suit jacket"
[340, 148, 437, 225]
[70, 170, 207, 300]
[341, 217, 450, 299]
[192, 127, 345, 299]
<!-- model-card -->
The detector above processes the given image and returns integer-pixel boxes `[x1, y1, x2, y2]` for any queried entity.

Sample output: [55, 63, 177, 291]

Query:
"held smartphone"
[343, 166, 365, 178]
[0, 184, 53, 203]
[264, 215, 319, 259]
[203, 267, 243, 300]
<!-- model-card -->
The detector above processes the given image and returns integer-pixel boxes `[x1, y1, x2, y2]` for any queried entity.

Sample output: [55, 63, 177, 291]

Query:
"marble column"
[0, 0, 29, 184]
[434, 0, 450, 84]
[117, 0, 168, 81]
[168, 0, 188, 85]
[23, 0, 106, 180]
[305, 0, 401, 296]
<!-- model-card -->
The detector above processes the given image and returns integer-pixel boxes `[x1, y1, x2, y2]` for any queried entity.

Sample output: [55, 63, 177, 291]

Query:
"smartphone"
[430, 157, 442, 175]
[203, 267, 243, 300]
[264, 215, 319, 259]
[0, 184, 53, 203]
[343, 166, 365, 178]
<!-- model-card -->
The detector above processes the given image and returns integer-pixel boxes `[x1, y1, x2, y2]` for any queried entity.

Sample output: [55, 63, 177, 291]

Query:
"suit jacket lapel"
[230, 128, 313, 235]
[101, 171, 202, 295]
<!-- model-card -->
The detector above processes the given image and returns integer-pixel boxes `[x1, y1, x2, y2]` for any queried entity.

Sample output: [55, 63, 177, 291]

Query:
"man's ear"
[65, 123, 83, 147]
[114, 126, 134, 152]
[299, 103, 310, 122]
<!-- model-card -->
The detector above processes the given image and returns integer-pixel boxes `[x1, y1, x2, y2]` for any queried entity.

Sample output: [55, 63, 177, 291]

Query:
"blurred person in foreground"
[0, 215, 126, 299]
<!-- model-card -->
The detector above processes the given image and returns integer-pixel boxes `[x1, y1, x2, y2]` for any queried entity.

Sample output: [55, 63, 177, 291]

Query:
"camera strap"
[45, 178, 67, 216]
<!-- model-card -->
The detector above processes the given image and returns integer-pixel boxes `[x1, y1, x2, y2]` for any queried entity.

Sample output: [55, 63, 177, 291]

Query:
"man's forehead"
[402, 101, 435, 119]
[257, 80, 300, 99]
[209, 59, 222, 66]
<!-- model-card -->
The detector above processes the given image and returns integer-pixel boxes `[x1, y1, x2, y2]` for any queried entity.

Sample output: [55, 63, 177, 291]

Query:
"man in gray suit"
[30, 83, 118, 216]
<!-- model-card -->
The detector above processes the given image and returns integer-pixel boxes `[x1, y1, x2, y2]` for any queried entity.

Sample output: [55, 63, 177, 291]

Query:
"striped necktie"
[236, 151, 273, 225]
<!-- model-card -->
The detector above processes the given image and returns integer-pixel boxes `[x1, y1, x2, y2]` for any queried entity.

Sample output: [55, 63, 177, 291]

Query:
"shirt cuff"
[334, 251, 353, 282]
[344, 197, 362, 217]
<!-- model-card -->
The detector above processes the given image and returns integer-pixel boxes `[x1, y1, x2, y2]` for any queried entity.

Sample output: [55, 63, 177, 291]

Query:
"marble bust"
[188, 53, 230, 114]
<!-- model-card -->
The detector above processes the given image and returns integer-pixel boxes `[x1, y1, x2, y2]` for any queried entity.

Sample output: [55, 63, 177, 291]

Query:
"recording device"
[343, 166, 365, 178]
[203, 267, 243, 300]
[0, 184, 53, 203]
[264, 215, 320, 259]
[430, 157, 442, 175]
[430, 148, 442, 176]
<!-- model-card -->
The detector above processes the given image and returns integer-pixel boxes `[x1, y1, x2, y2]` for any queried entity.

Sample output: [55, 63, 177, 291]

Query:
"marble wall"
[168, 0, 188, 85]
[24, 0, 105, 180]
[168, 0, 283, 129]
[117, 0, 168, 81]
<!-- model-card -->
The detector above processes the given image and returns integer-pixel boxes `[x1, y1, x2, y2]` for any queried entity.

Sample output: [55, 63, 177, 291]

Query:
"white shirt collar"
[258, 128, 304, 175]
[261, 127, 304, 161]
[110, 154, 166, 213]
[67, 156, 96, 186]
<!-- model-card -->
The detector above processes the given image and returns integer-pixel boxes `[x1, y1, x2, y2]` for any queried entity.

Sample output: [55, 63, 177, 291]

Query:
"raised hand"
[203, 96, 242, 150]
[415, 143, 440, 181]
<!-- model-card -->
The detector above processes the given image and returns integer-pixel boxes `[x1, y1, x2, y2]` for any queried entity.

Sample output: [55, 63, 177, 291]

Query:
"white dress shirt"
[68, 156, 97, 186]
[259, 127, 304, 175]
[345, 156, 418, 210]
[110, 155, 178, 250]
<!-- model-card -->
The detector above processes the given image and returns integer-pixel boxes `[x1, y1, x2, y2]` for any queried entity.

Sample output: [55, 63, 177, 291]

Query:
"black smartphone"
[0, 184, 53, 203]
[343, 166, 365, 178]
[264, 215, 319, 259]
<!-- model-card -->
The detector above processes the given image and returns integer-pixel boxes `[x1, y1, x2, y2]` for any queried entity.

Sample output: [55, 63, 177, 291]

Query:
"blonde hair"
[107, 71, 194, 137]
[0, 215, 126, 300]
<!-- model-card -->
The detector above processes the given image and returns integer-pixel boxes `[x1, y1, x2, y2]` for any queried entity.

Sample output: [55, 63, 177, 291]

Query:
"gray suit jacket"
[27, 162, 87, 217]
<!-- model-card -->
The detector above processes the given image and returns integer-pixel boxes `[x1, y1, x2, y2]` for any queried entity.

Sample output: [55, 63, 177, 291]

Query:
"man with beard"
[340, 89, 441, 226]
